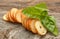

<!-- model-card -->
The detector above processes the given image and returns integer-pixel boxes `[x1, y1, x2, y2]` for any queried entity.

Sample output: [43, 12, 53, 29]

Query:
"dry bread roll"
[3, 8, 47, 35]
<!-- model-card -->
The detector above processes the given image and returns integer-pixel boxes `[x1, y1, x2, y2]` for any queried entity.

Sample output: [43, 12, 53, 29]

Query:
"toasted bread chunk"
[10, 9, 16, 22]
[30, 20, 37, 33]
[8, 11, 15, 22]
[35, 21, 47, 35]
[11, 8, 18, 22]
[3, 11, 9, 21]
[15, 10, 22, 23]
[26, 18, 31, 31]
[3, 14, 8, 21]
[22, 18, 28, 29]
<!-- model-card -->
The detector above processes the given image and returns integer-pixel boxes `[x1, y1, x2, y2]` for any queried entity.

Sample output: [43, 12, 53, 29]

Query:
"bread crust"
[3, 8, 47, 35]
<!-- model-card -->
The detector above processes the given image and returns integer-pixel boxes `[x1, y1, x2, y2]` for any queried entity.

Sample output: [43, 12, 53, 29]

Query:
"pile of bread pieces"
[3, 8, 47, 35]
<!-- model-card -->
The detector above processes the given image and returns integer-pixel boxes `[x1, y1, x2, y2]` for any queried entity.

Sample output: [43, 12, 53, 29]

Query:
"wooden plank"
[0, 0, 60, 12]
[0, 0, 60, 39]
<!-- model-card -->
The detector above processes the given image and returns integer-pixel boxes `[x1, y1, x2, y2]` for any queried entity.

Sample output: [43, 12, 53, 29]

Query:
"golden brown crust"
[3, 8, 47, 35]
[10, 9, 16, 22]
[3, 14, 8, 21]
[25, 18, 31, 31]
[30, 20, 37, 33]
[22, 18, 28, 29]
[15, 10, 22, 23]
[26, 18, 31, 31]
[12, 8, 18, 22]
[27, 19, 31, 31]
[9, 11, 15, 22]
[8, 11, 10, 21]
[10, 12, 15, 22]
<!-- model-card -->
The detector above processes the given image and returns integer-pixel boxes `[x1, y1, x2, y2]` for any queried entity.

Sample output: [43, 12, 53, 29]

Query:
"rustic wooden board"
[0, 0, 60, 39]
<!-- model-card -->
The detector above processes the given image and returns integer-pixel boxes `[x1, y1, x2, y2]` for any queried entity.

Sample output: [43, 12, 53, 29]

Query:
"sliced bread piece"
[30, 20, 37, 33]
[11, 8, 18, 22]
[15, 10, 22, 23]
[8, 11, 15, 22]
[35, 20, 47, 35]
[3, 14, 8, 21]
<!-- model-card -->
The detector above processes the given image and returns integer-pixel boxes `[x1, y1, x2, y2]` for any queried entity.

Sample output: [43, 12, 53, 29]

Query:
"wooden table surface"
[0, 0, 60, 39]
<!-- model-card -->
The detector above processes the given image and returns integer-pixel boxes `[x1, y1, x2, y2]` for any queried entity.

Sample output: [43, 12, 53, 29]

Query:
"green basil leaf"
[41, 16, 58, 36]
[48, 16, 58, 36]
[22, 3, 48, 18]
[22, 3, 58, 36]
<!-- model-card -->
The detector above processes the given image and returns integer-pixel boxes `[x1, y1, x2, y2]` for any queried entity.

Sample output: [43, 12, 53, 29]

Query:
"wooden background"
[0, 0, 60, 39]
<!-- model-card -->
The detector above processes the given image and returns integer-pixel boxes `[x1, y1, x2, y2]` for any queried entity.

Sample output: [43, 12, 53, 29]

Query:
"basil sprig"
[41, 16, 58, 36]
[22, 3, 58, 36]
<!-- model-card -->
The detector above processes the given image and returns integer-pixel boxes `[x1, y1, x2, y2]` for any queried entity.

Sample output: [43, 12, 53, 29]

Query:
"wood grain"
[0, 0, 60, 39]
